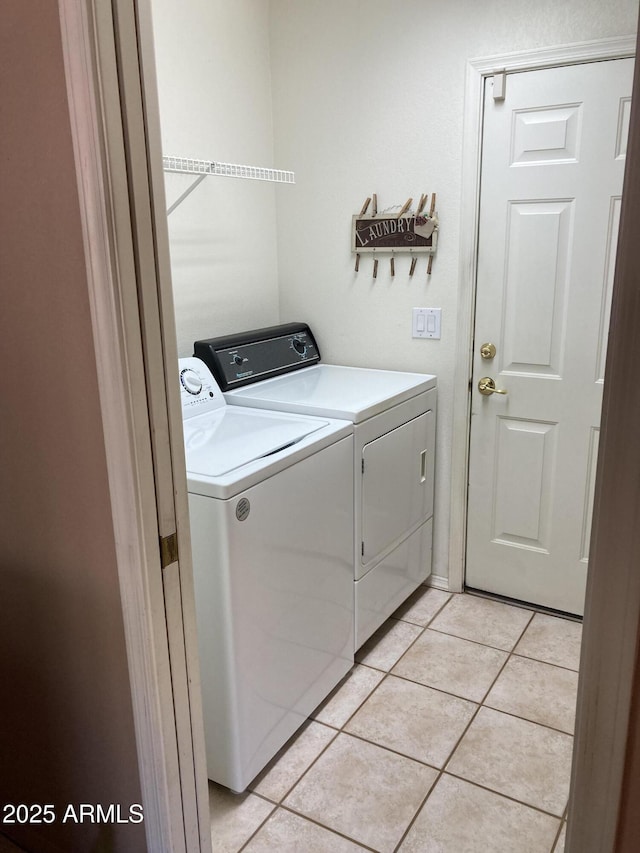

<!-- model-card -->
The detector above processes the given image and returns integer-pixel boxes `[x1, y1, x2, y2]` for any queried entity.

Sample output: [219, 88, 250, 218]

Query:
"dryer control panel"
[179, 357, 226, 419]
[194, 323, 320, 391]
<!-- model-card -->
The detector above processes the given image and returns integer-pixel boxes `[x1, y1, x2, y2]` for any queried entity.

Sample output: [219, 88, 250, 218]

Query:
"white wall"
[268, 0, 638, 582]
[151, 0, 281, 355]
[151, 0, 637, 582]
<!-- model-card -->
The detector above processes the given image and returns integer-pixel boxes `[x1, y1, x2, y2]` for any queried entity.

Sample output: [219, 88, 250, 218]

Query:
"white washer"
[194, 325, 437, 649]
[179, 357, 354, 792]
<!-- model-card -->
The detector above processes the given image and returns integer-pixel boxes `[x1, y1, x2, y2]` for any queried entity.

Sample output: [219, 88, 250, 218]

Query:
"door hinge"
[492, 68, 506, 101]
[361, 541, 365, 556]
[160, 532, 179, 569]
[361, 459, 365, 474]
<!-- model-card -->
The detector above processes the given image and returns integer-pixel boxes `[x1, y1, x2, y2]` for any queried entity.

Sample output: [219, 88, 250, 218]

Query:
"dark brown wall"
[0, 3, 145, 851]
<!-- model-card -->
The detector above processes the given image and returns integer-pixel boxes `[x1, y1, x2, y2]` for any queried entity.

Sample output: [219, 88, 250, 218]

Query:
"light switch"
[412, 308, 441, 339]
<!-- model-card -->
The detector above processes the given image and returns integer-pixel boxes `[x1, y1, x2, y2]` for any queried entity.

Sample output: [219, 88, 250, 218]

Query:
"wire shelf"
[162, 156, 295, 184]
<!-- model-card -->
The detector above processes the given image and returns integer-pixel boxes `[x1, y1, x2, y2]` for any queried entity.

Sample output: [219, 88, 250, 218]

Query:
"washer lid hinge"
[160, 532, 179, 569]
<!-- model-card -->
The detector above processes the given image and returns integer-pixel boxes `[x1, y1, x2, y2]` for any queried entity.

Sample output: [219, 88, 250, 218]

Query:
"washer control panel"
[194, 323, 320, 391]
[179, 357, 226, 419]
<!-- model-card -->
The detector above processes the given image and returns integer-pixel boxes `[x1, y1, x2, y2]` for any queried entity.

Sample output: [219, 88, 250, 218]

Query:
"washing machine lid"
[225, 364, 437, 423]
[183, 406, 327, 477]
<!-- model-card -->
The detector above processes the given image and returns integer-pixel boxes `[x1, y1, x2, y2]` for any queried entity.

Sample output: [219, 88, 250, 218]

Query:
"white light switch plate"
[412, 307, 441, 339]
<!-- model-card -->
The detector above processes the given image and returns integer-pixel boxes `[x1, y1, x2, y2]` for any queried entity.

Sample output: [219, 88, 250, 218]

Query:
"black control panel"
[194, 323, 321, 391]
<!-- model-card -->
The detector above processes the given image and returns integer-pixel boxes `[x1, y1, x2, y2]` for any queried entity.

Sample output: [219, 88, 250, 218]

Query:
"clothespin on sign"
[390, 256, 395, 277]
[409, 257, 417, 277]
[372, 194, 378, 215]
[417, 194, 427, 216]
[397, 197, 412, 218]
[373, 258, 379, 279]
[356, 197, 371, 273]
[427, 193, 437, 275]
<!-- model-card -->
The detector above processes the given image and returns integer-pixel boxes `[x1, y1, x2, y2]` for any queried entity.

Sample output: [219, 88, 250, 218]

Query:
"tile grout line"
[481, 700, 577, 737]
[392, 768, 443, 852]
[278, 803, 380, 852]
[508, 650, 581, 674]
[311, 663, 385, 727]
[237, 799, 380, 853]
[426, 623, 529, 655]
[382, 668, 484, 706]
[393, 767, 568, 853]
[472, 606, 537, 706]
[387, 588, 453, 629]
[356, 591, 454, 672]
[338, 726, 441, 772]
[441, 769, 569, 821]
[234, 799, 277, 853]
[549, 814, 565, 853]
[249, 723, 341, 807]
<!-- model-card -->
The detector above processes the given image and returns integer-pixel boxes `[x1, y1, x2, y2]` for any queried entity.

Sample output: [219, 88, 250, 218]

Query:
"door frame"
[448, 35, 636, 594]
[58, 0, 211, 849]
[448, 34, 639, 853]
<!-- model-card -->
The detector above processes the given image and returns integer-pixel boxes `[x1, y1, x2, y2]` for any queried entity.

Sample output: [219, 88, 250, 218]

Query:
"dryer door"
[361, 410, 435, 568]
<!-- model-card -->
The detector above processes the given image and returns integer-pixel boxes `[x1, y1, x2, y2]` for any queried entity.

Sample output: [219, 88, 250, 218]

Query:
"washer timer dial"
[180, 368, 203, 395]
[292, 337, 307, 356]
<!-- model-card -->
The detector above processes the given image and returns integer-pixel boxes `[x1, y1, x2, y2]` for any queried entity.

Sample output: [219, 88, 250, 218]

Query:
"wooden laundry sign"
[353, 193, 439, 276]
[352, 213, 437, 254]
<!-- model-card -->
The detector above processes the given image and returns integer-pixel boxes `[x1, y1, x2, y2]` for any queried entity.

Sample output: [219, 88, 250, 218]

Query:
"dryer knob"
[181, 369, 203, 395]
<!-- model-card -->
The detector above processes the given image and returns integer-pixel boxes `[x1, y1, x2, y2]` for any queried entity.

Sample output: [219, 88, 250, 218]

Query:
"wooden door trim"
[568, 26, 640, 851]
[58, 0, 210, 849]
[110, 1, 212, 847]
[449, 35, 636, 594]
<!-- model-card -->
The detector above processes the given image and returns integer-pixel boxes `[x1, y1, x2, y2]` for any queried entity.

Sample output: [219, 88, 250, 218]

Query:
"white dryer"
[194, 325, 437, 649]
[179, 357, 354, 792]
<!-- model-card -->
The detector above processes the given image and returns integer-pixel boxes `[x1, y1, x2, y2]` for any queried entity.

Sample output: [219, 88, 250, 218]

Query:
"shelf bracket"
[166, 173, 207, 215]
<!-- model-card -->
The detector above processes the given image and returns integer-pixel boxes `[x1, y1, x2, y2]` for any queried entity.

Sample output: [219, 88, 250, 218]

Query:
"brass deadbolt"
[480, 342, 496, 359]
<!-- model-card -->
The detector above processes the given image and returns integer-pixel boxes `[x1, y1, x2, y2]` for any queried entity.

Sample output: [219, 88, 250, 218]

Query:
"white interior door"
[466, 58, 633, 615]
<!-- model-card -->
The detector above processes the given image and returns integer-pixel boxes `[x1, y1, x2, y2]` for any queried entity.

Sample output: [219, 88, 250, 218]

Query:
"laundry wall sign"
[352, 194, 439, 277]
[352, 214, 437, 253]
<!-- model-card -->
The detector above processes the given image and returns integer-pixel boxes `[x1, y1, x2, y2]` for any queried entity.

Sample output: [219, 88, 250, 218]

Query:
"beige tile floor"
[209, 590, 581, 852]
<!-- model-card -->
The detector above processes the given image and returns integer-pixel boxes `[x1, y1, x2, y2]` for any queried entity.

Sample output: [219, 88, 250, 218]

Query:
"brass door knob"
[478, 377, 508, 396]
[480, 343, 496, 359]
